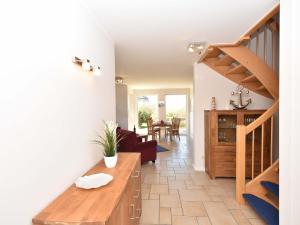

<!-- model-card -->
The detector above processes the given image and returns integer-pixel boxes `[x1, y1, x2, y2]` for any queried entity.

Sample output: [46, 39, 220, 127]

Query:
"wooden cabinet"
[32, 153, 141, 225]
[205, 110, 271, 179]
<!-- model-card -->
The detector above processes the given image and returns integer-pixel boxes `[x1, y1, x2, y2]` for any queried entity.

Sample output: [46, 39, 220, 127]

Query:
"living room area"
[116, 82, 193, 153]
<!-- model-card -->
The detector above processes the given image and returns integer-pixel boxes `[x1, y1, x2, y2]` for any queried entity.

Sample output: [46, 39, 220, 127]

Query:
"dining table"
[152, 121, 173, 140]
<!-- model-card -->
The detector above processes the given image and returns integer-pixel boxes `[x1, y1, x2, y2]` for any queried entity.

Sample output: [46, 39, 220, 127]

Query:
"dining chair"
[146, 117, 161, 140]
[167, 117, 181, 141]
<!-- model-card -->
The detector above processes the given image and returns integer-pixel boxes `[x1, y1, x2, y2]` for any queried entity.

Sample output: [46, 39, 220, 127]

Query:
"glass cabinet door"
[217, 115, 237, 144]
[244, 114, 262, 143]
[244, 114, 260, 125]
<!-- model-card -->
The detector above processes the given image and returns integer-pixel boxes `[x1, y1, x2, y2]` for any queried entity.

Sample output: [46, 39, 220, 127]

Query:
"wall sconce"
[72, 56, 102, 76]
[93, 66, 101, 76]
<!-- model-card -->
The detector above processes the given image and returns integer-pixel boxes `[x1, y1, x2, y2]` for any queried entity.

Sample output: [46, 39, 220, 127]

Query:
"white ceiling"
[84, 0, 278, 89]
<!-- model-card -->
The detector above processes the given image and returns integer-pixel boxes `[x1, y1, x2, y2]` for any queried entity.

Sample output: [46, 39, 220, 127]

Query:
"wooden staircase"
[199, 4, 279, 100]
[198, 3, 280, 224]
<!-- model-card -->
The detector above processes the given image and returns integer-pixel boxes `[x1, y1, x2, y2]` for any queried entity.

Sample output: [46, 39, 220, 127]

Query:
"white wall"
[193, 63, 273, 170]
[0, 1, 115, 224]
[280, 0, 300, 223]
[116, 84, 129, 129]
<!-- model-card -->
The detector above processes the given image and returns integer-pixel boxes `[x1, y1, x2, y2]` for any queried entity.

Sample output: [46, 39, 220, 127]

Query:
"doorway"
[137, 95, 158, 134]
[165, 95, 187, 135]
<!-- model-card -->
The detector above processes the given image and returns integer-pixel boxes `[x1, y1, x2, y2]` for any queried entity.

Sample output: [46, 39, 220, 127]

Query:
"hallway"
[140, 137, 266, 225]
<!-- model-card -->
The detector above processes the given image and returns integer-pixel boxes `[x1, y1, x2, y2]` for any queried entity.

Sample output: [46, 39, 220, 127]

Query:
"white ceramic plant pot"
[104, 154, 118, 168]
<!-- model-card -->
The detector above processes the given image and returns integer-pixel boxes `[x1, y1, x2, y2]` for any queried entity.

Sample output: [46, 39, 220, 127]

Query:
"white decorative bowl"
[75, 173, 113, 189]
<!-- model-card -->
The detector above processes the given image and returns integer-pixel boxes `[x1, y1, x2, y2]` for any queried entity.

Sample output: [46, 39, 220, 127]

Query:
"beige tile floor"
[140, 136, 266, 225]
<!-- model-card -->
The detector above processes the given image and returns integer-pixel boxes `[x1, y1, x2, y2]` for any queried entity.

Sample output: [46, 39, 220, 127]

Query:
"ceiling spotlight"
[187, 42, 206, 54]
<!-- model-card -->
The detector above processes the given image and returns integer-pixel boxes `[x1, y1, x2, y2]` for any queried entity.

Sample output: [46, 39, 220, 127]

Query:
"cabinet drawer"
[130, 155, 141, 225]
[214, 146, 236, 177]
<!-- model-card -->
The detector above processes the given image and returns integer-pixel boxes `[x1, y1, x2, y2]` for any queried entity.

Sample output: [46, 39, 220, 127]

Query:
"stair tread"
[240, 75, 258, 83]
[206, 47, 222, 58]
[226, 65, 247, 75]
[256, 85, 266, 91]
[219, 45, 279, 99]
[243, 193, 279, 225]
[261, 181, 279, 198]
[255, 89, 273, 99]
[245, 81, 263, 90]
[215, 55, 235, 66]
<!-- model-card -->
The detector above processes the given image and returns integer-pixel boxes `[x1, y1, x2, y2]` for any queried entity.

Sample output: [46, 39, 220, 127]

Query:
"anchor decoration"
[230, 85, 252, 110]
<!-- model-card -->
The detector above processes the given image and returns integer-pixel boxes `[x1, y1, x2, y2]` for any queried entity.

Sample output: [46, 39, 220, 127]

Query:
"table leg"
[152, 125, 155, 140]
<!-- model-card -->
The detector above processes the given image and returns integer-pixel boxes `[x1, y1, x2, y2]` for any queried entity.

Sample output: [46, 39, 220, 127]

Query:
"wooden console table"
[32, 153, 141, 225]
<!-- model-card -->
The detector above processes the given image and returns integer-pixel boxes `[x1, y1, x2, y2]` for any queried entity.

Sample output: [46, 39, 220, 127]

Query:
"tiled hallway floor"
[140, 136, 266, 225]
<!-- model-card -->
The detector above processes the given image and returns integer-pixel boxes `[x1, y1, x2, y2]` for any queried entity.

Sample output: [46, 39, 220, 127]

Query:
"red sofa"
[117, 128, 157, 164]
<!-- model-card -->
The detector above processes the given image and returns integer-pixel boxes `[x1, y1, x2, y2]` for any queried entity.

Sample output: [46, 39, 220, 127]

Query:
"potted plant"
[93, 121, 121, 168]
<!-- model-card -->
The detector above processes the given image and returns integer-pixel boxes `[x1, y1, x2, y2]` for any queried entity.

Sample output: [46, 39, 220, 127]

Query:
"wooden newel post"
[236, 125, 246, 204]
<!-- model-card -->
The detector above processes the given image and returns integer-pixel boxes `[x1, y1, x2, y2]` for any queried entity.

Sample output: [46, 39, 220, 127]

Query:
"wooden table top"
[32, 153, 141, 225]
[152, 122, 172, 127]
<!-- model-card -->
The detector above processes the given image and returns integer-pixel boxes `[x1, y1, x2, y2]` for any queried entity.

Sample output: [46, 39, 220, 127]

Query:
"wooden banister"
[264, 28, 267, 63]
[237, 4, 280, 43]
[261, 123, 265, 172]
[256, 32, 259, 56]
[199, 3, 279, 64]
[211, 43, 239, 48]
[270, 116, 274, 164]
[236, 125, 247, 204]
[246, 100, 279, 133]
[236, 100, 279, 203]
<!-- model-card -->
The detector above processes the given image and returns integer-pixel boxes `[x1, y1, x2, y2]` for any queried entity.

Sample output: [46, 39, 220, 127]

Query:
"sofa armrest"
[135, 140, 157, 151]
[137, 137, 143, 143]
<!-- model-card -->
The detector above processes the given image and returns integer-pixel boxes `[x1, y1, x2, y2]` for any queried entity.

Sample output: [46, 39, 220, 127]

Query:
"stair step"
[206, 47, 222, 58]
[243, 194, 279, 225]
[214, 55, 235, 66]
[226, 73, 249, 82]
[240, 75, 257, 83]
[220, 45, 279, 99]
[204, 57, 219, 64]
[245, 81, 262, 90]
[256, 90, 273, 99]
[256, 85, 266, 91]
[226, 65, 247, 75]
[261, 181, 279, 198]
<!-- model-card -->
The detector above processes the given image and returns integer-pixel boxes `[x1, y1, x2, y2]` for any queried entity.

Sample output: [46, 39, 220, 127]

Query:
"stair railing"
[241, 4, 279, 72]
[236, 100, 279, 203]
[235, 4, 279, 204]
[200, 4, 279, 71]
